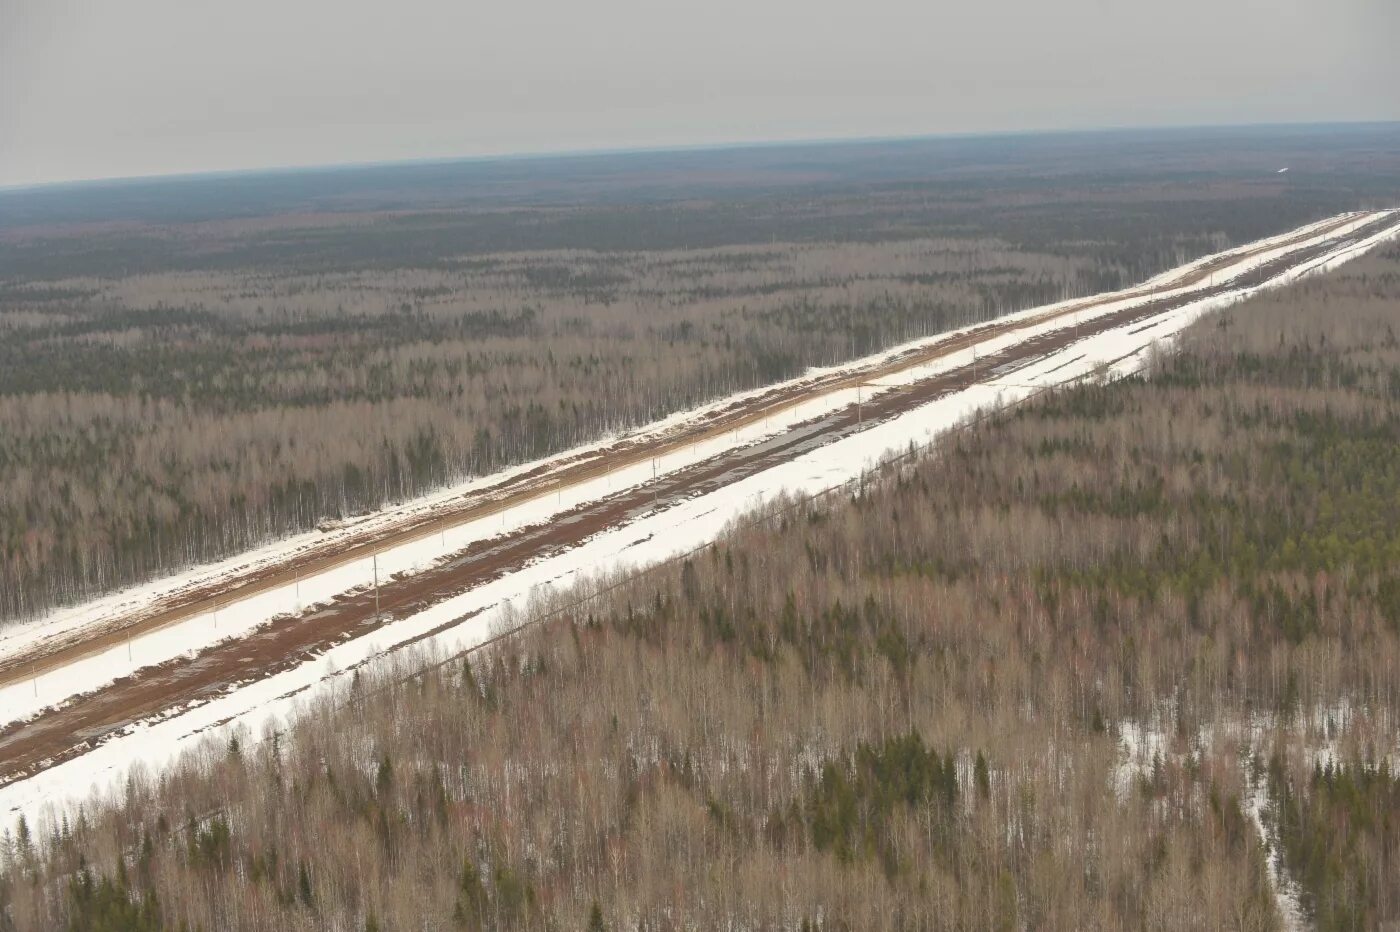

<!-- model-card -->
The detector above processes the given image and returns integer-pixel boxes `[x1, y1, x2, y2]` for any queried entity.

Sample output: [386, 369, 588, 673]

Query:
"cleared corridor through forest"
[2, 209, 1398, 820]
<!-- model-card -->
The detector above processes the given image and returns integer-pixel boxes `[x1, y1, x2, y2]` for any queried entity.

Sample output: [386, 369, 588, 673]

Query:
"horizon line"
[4, 117, 1399, 195]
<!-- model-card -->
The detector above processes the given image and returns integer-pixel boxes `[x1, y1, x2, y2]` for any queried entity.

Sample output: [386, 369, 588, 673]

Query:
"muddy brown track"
[1, 214, 1392, 791]
[0, 212, 1372, 690]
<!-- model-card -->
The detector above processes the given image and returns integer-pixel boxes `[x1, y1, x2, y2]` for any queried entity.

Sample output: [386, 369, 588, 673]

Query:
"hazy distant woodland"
[6, 236, 1399, 932]
[3, 124, 1400, 623]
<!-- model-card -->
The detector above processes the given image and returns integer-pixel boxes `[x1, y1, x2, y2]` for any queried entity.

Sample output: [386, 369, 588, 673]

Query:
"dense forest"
[4, 128, 1400, 625]
[3, 234, 1397, 929]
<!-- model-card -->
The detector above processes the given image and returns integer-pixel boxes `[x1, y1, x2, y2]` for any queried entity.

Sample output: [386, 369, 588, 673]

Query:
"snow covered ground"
[2, 209, 1397, 829]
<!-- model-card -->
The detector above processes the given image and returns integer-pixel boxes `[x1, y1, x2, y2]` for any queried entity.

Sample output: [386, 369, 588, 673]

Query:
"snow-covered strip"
[1203, 212, 1386, 288]
[0, 209, 1392, 729]
[3, 209, 1397, 829]
[1272, 217, 1400, 284]
[1136, 211, 1369, 289]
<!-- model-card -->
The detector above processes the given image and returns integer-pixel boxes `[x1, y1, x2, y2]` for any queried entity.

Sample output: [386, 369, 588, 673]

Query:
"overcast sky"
[2, 0, 1398, 188]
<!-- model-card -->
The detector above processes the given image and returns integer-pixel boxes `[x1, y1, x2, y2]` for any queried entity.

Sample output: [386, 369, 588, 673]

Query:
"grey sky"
[2, 0, 1397, 187]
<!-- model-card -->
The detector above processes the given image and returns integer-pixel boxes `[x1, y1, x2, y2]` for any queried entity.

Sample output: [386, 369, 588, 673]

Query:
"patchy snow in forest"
[1110, 699, 1396, 932]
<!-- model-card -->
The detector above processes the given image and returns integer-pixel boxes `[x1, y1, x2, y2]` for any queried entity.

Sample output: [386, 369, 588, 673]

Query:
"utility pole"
[373, 553, 381, 620]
